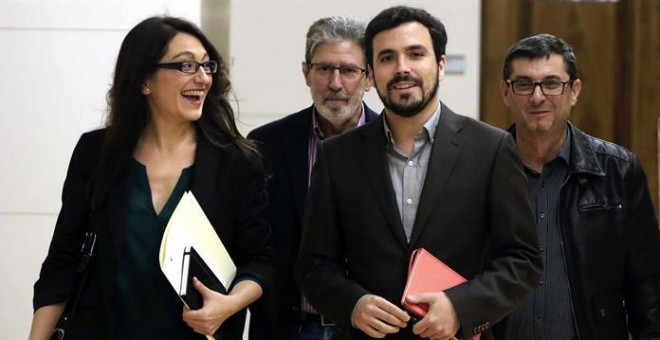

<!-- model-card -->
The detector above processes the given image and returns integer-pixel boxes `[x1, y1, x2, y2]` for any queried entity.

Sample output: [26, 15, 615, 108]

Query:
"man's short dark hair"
[365, 6, 447, 66]
[502, 33, 578, 80]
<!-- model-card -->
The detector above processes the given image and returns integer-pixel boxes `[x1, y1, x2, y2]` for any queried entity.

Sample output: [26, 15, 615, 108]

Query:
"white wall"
[0, 0, 480, 338]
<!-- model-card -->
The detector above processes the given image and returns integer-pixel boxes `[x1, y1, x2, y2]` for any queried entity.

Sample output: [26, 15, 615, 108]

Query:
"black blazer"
[295, 104, 543, 340]
[33, 128, 273, 339]
[247, 104, 378, 339]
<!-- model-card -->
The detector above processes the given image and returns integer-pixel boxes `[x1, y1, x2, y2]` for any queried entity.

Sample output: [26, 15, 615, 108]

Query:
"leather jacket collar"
[507, 121, 605, 177]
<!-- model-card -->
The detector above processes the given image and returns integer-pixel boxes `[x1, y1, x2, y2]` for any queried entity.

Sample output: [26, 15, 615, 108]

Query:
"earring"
[143, 87, 150, 94]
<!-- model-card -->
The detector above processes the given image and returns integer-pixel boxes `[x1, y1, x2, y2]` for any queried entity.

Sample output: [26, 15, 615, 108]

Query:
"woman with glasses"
[29, 16, 272, 339]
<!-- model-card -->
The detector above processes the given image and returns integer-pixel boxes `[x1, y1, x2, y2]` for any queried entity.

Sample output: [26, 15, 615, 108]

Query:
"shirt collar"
[557, 127, 572, 165]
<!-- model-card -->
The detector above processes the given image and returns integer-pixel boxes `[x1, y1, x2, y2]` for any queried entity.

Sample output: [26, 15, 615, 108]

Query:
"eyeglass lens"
[510, 80, 568, 96]
[311, 63, 365, 80]
[181, 61, 217, 74]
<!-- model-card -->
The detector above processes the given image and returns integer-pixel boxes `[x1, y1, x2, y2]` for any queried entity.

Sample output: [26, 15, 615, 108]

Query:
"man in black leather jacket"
[496, 33, 660, 340]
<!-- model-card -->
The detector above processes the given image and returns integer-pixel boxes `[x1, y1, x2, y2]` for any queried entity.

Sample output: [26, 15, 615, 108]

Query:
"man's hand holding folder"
[405, 292, 460, 340]
[402, 248, 481, 340]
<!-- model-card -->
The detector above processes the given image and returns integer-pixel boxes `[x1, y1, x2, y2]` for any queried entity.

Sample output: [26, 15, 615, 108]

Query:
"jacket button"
[600, 308, 606, 317]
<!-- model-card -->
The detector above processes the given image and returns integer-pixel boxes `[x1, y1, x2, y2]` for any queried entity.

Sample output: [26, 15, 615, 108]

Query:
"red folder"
[401, 248, 480, 340]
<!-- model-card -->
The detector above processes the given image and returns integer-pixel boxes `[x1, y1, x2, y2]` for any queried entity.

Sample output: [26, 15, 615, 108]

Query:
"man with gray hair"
[248, 16, 378, 339]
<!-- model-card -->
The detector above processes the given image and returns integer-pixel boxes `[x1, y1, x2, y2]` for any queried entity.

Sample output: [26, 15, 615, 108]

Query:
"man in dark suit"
[295, 6, 543, 340]
[248, 16, 379, 339]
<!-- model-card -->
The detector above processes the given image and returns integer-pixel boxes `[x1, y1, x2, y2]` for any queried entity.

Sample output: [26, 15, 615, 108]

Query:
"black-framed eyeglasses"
[310, 63, 366, 80]
[506, 79, 573, 96]
[155, 60, 218, 75]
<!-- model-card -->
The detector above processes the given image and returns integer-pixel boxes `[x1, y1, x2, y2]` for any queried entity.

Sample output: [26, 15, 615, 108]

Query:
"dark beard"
[377, 72, 439, 118]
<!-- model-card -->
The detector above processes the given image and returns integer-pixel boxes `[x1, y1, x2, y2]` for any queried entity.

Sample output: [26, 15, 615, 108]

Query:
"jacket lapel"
[287, 108, 313, 225]
[93, 155, 129, 256]
[190, 135, 220, 213]
[292, 104, 374, 225]
[409, 106, 466, 246]
[364, 104, 379, 123]
[361, 115, 409, 249]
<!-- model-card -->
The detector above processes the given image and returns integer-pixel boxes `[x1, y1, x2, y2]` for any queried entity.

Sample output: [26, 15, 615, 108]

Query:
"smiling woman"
[142, 32, 214, 128]
[29, 16, 272, 340]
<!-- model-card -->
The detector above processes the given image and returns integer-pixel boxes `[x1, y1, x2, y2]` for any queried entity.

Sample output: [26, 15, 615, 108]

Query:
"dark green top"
[112, 158, 204, 339]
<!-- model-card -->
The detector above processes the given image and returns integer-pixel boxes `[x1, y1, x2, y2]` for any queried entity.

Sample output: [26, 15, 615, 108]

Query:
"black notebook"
[180, 246, 228, 309]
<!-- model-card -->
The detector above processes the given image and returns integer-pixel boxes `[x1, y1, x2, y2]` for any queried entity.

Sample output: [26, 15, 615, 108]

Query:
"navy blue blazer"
[247, 103, 378, 339]
[33, 128, 273, 339]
